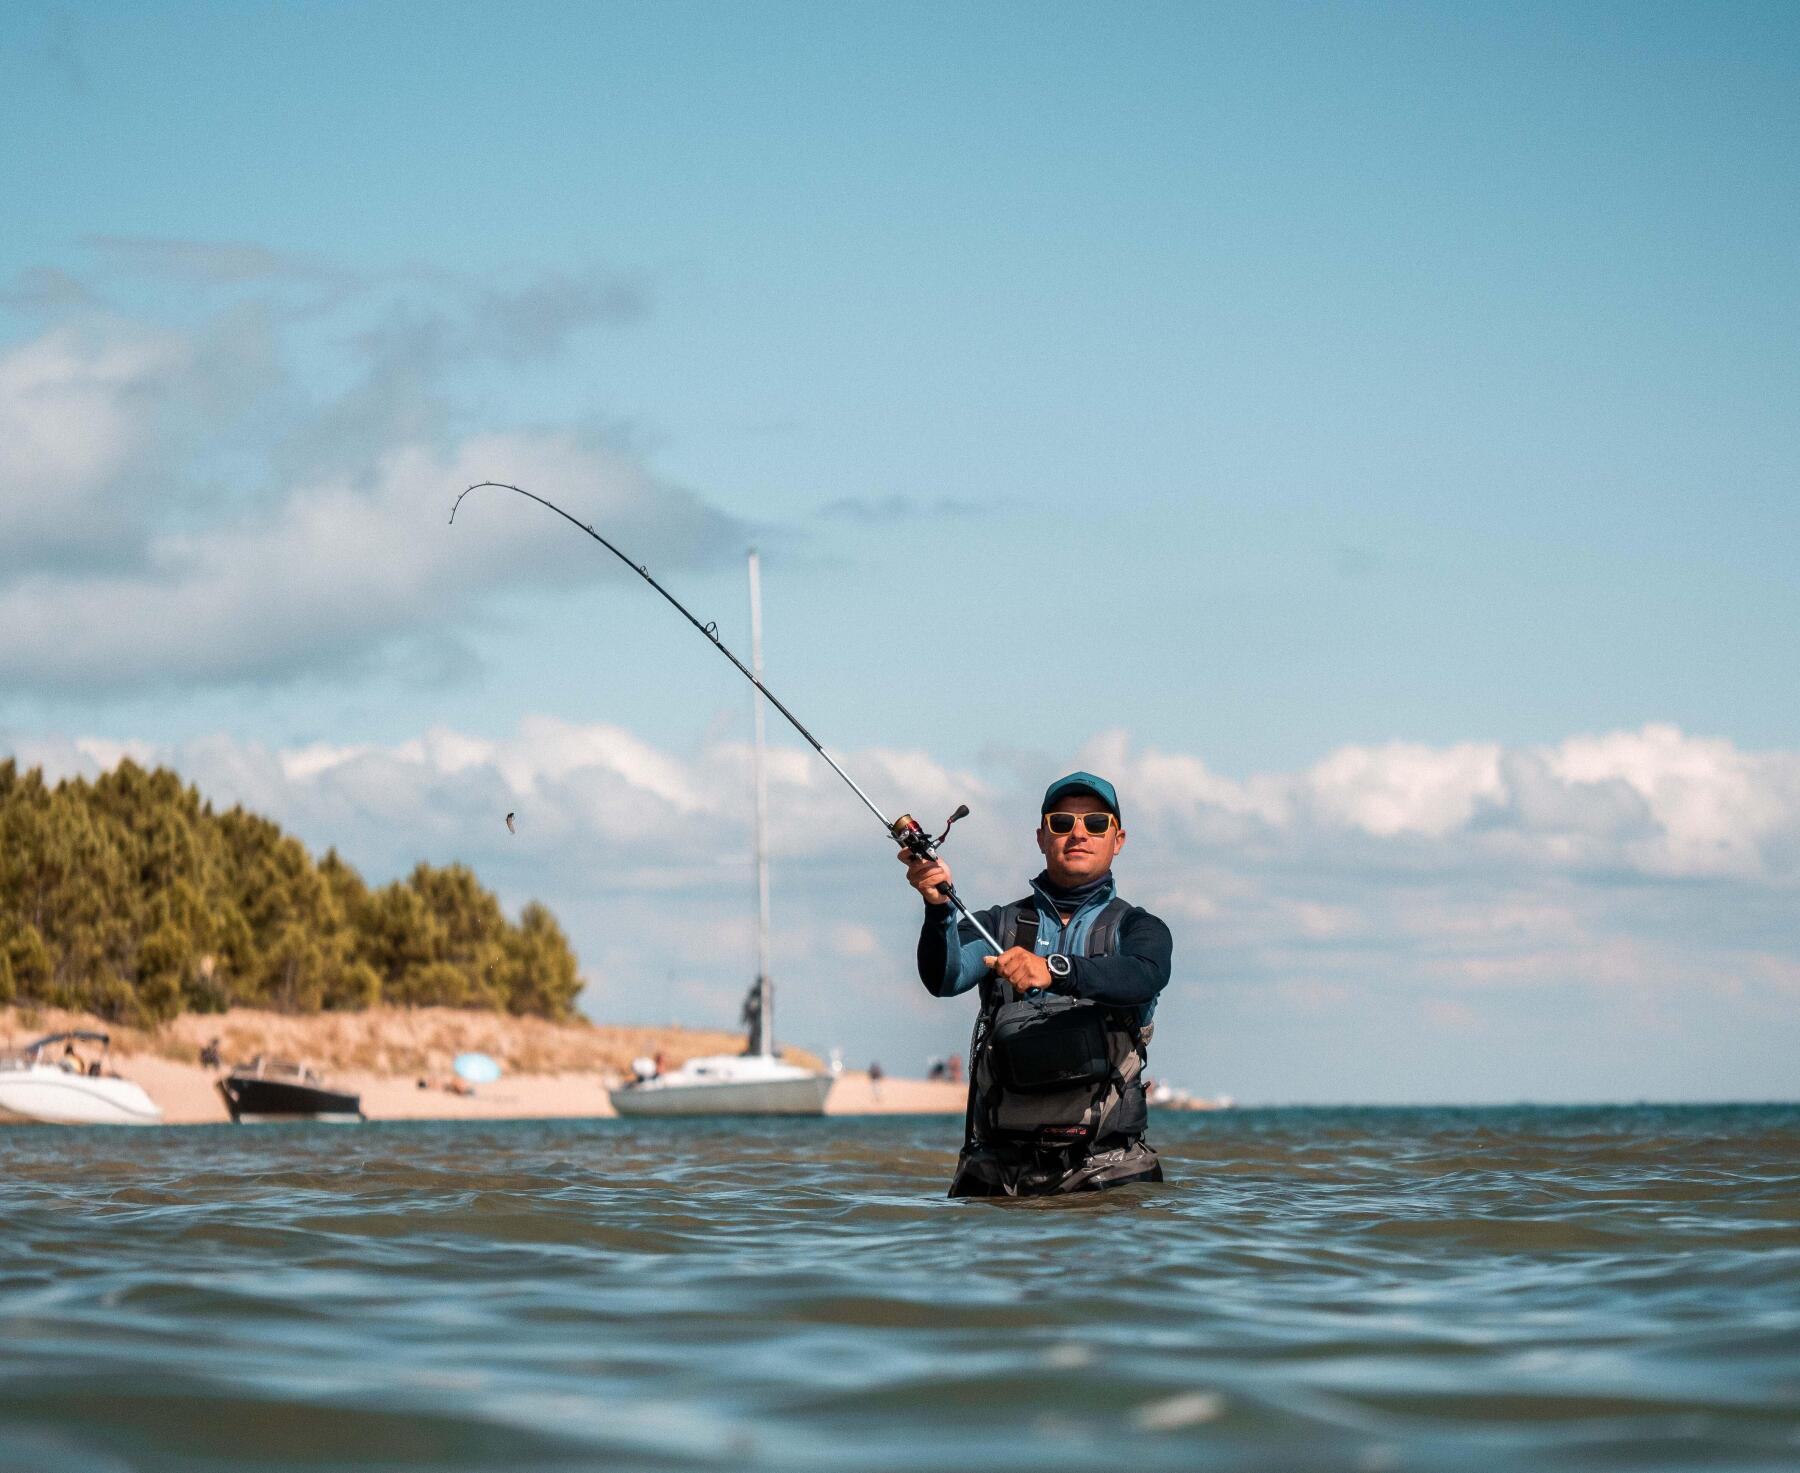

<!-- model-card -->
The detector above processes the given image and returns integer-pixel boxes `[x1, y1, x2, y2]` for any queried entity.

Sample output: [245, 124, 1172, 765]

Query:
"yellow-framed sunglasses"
[1043, 811, 1119, 836]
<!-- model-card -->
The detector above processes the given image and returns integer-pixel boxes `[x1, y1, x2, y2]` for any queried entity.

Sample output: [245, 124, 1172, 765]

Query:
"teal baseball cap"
[1041, 771, 1120, 821]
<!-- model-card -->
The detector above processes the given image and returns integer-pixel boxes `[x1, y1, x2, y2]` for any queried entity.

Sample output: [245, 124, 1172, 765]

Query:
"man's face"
[1035, 792, 1126, 887]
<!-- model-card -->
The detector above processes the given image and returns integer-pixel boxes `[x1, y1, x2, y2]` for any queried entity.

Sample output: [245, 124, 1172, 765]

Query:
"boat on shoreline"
[0, 1031, 164, 1126]
[219, 1055, 364, 1123]
[609, 1050, 835, 1116]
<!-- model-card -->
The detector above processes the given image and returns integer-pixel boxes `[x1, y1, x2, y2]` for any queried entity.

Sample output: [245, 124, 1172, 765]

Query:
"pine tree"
[0, 758, 584, 1020]
[501, 904, 583, 1017]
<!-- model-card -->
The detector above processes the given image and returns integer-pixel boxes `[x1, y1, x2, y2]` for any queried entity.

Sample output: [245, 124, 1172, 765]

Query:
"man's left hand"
[983, 947, 1053, 994]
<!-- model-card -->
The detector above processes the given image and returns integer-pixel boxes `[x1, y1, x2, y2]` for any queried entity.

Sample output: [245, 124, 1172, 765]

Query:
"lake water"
[2, 1106, 1796, 1471]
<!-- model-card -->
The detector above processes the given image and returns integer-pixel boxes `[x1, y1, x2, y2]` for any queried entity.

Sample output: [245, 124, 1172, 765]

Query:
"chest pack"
[969, 898, 1150, 1153]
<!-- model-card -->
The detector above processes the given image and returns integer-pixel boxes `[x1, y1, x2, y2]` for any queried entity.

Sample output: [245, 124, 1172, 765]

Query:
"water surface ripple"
[2, 1106, 1796, 1471]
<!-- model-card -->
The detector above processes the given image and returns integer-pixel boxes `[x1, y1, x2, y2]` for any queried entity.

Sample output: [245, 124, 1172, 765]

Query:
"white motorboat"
[0, 1031, 164, 1126]
[608, 549, 834, 1119]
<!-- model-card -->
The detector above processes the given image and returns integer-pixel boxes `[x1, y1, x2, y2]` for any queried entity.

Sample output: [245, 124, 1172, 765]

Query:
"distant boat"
[609, 549, 834, 1119]
[0, 1031, 163, 1126]
[1148, 1081, 1234, 1111]
[218, 1056, 363, 1123]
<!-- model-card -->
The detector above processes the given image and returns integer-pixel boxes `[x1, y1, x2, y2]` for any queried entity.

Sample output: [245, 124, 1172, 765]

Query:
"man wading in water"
[902, 772, 1172, 1197]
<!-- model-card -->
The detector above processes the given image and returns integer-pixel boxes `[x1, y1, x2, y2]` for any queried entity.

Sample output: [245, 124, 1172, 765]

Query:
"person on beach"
[901, 772, 1172, 1197]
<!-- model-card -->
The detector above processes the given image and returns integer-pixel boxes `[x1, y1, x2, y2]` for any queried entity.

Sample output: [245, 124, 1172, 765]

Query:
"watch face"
[1048, 953, 1072, 977]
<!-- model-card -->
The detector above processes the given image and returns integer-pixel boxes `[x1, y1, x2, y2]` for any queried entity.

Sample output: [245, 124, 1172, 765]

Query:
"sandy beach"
[0, 1005, 965, 1124]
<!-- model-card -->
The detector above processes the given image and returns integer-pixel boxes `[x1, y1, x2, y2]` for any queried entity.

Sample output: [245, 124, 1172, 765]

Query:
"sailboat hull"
[608, 1063, 833, 1117]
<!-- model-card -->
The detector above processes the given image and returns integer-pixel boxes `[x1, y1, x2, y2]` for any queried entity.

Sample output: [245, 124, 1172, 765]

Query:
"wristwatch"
[1046, 953, 1074, 983]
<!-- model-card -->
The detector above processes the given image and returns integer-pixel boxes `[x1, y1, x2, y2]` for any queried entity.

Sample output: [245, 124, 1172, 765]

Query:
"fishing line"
[449, 481, 1004, 952]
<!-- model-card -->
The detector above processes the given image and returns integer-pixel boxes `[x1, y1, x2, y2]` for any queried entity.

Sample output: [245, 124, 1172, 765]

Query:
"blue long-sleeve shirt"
[916, 875, 1172, 1027]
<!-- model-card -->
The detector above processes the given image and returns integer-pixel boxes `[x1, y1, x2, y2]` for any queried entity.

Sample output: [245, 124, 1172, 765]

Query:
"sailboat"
[608, 550, 835, 1118]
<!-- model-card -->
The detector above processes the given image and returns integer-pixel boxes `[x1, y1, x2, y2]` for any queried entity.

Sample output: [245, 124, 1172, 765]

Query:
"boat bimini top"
[0, 1032, 115, 1071]
[27, 1031, 113, 1058]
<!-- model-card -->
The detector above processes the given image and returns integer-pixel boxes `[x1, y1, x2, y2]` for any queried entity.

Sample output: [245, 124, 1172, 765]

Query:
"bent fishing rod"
[449, 481, 1005, 954]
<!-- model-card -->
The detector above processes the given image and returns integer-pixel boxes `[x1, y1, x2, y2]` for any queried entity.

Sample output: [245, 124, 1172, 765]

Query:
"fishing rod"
[449, 481, 1006, 954]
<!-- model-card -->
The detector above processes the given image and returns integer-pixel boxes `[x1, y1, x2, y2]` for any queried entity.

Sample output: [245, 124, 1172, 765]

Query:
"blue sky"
[2, 2, 1796, 1101]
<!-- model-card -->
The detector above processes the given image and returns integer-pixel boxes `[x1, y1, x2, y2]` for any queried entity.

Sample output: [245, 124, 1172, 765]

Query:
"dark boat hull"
[219, 1075, 363, 1123]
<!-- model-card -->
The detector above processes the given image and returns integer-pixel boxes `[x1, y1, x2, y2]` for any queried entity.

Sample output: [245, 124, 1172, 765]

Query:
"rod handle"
[941, 881, 1004, 955]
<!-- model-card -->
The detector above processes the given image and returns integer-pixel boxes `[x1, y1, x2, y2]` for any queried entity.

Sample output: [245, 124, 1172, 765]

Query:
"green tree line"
[0, 758, 582, 1023]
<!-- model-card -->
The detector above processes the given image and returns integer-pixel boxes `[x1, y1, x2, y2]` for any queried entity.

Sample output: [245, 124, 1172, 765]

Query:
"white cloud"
[0, 324, 185, 553]
[1547, 723, 1800, 877]
[0, 311, 288, 570]
[1089, 725, 1800, 884]
[830, 923, 881, 958]
[1290, 901, 1364, 940]
[0, 431, 740, 691]
[1304, 740, 1505, 838]
[0, 248, 722, 694]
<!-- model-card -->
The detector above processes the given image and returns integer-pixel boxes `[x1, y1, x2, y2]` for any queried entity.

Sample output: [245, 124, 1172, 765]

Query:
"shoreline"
[1, 1005, 966, 1124]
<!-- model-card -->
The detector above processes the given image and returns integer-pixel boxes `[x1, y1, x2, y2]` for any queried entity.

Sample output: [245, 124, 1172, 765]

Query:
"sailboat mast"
[748, 548, 775, 1059]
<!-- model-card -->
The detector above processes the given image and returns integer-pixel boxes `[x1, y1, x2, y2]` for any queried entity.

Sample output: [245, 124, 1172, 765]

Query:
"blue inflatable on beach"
[453, 1052, 502, 1085]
